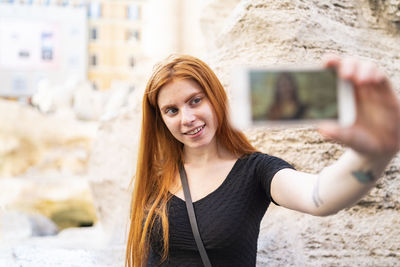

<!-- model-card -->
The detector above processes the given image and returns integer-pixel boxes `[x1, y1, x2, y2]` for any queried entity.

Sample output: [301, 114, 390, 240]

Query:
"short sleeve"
[254, 153, 295, 205]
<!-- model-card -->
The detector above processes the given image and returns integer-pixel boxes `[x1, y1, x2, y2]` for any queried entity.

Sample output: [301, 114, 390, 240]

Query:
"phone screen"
[249, 69, 338, 123]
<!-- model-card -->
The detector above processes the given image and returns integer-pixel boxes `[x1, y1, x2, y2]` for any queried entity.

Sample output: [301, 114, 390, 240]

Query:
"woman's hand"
[319, 55, 400, 158]
[272, 55, 399, 216]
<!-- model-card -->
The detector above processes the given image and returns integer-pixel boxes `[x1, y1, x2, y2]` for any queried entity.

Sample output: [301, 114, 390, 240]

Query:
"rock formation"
[199, 0, 400, 265]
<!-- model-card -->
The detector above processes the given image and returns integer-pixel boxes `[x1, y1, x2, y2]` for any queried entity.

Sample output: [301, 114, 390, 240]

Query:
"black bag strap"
[179, 163, 212, 267]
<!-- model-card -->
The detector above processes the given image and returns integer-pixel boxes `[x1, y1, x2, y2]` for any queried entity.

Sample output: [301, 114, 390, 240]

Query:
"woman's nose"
[181, 107, 195, 125]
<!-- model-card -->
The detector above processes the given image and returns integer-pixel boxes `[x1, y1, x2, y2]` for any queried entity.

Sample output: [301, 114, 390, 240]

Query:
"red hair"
[125, 54, 256, 267]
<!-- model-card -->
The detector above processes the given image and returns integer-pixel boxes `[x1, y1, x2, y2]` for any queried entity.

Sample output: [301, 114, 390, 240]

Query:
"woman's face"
[157, 79, 218, 150]
[277, 76, 296, 101]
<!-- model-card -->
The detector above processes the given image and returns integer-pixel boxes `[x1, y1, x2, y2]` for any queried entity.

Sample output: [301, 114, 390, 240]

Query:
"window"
[126, 4, 140, 20]
[61, 0, 69, 6]
[41, 32, 54, 61]
[90, 27, 98, 40]
[90, 54, 97, 66]
[129, 56, 135, 68]
[125, 29, 140, 42]
[92, 81, 98, 90]
[88, 2, 101, 18]
[133, 30, 140, 41]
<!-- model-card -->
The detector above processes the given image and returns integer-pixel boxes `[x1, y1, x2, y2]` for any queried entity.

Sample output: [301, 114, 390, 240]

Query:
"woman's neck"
[183, 142, 233, 166]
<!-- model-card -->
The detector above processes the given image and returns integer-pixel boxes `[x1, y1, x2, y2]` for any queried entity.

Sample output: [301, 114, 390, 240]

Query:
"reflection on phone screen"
[249, 70, 338, 122]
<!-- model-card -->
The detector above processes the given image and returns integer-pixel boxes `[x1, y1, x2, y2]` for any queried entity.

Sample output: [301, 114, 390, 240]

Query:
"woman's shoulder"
[239, 151, 294, 171]
[236, 152, 270, 169]
[239, 151, 271, 161]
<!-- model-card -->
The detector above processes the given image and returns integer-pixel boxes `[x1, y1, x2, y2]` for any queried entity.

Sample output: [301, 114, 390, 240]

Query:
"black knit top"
[148, 152, 294, 267]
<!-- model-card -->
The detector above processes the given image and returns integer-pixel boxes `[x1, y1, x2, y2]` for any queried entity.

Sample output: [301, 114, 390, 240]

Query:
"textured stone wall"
[86, 89, 143, 246]
[0, 99, 99, 233]
[198, 0, 400, 266]
[0, 99, 97, 177]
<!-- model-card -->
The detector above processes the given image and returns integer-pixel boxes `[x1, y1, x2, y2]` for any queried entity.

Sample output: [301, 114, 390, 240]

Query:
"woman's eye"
[165, 108, 178, 115]
[191, 97, 202, 105]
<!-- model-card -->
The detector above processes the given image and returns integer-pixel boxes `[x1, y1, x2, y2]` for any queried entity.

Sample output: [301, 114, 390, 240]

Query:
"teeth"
[187, 126, 204, 135]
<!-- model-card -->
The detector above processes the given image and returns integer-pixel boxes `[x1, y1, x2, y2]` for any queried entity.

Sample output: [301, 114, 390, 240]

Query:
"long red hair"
[125, 54, 256, 267]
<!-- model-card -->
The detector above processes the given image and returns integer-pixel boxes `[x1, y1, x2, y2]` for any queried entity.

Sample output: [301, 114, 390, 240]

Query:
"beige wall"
[87, 0, 210, 90]
[87, 0, 144, 90]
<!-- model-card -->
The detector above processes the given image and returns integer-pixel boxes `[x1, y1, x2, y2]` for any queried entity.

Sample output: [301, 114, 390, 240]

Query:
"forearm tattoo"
[312, 175, 324, 208]
[351, 170, 375, 184]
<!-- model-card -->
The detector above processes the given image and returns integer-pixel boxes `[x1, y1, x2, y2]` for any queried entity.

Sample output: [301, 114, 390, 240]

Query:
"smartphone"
[229, 66, 356, 129]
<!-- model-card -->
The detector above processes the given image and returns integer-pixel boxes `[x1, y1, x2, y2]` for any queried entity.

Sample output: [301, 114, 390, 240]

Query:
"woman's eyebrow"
[159, 92, 203, 111]
[160, 103, 176, 111]
[184, 92, 202, 103]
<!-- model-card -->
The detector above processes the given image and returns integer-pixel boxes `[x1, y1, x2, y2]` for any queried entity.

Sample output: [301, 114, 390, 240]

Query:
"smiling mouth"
[185, 125, 205, 135]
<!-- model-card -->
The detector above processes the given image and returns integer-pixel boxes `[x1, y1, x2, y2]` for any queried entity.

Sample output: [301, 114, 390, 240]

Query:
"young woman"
[125, 54, 400, 267]
[267, 72, 307, 120]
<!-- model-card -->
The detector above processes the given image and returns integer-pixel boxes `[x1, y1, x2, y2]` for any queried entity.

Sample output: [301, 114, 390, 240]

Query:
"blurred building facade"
[0, 0, 206, 95]
[86, 0, 145, 91]
[85, 0, 206, 91]
[0, 0, 87, 97]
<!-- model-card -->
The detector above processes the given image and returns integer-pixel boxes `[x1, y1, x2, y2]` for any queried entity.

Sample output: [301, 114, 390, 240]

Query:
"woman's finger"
[323, 55, 389, 86]
[319, 123, 381, 155]
[322, 54, 341, 68]
[354, 61, 376, 85]
[339, 57, 358, 81]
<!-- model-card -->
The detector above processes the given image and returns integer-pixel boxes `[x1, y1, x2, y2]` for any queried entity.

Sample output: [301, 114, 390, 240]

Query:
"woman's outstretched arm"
[270, 55, 400, 216]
